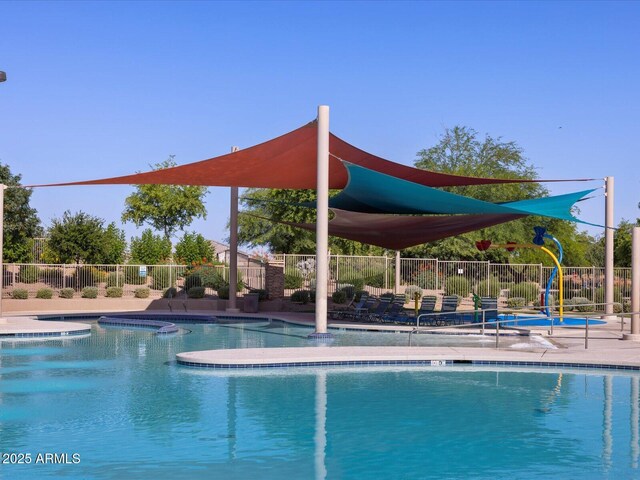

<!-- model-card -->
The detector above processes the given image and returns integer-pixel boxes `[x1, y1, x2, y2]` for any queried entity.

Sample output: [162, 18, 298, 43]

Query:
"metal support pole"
[227, 146, 240, 312]
[624, 226, 640, 340]
[311, 106, 331, 337]
[605, 176, 615, 318]
[394, 250, 400, 294]
[0, 185, 4, 318]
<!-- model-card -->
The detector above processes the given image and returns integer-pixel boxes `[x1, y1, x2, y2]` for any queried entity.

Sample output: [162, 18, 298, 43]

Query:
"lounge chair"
[330, 292, 368, 320]
[344, 295, 376, 321]
[328, 292, 359, 320]
[378, 295, 408, 323]
[398, 295, 437, 325]
[418, 295, 459, 326]
[364, 297, 392, 322]
[478, 297, 498, 326]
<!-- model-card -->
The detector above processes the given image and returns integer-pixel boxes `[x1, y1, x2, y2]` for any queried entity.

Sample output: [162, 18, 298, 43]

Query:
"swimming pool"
[1, 320, 638, 479]
[498, 313, 607, 327]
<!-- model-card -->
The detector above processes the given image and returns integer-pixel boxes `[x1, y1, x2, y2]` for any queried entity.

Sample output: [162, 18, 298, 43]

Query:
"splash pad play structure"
[477, 227, 568, 322]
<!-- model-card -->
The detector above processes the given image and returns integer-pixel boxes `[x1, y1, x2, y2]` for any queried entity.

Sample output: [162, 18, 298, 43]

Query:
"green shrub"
[163, 287, 178, 299]
[134, 287, 150, 299]
[150, 265, 176, 290]
[355, 290, 368, 302]
[249, 288, 268, 301]
[59, 288, 74, 299]
[18, 265, 40, 284]
[506, 297, 526, 308]
[571, 297, 595, 312]
[411, 268, 437, 290]
[12, 288, 28, 299]
[332, 290, 348, 304]
[36, 288, 53, 299]
[124, 265, 147, 285]
[187, 286, 206, 299]
[191, 266, 226, 290]
[563, 298, 575, 312]
[217, 285, 230, 300]
[81, 287, 98, 299]
[477, 277, 501, 298]
[342, 277, 365, 292]
[184, 274, 202, 291]
[291, 289, 310, 304]
[72, 266, 100, 289]
[363, 272, 385, 288]
[106, 272, 125, 288]
[404, 285, 423, 304]
[284, 268, 304, 289]
[594, 286, 623, 309]
[509, 282, 539, 302]
[613, 302, 623, 314]
[38, 267, 64, 287]
[624, 300, 631, 313]
[534, 295, 556, 308]
[106, 286, 123, 298]
[444, 276, 470, 298]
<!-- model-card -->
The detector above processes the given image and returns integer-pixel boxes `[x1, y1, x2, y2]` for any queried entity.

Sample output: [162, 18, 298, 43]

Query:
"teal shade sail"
[329, 163, 597, 224]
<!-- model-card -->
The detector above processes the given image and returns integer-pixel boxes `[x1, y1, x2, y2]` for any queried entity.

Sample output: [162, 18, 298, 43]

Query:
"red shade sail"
[29, 122, 591, 190]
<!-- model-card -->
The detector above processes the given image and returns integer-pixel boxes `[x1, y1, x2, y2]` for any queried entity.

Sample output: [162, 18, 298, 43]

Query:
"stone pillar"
[265, 262, 285, 299]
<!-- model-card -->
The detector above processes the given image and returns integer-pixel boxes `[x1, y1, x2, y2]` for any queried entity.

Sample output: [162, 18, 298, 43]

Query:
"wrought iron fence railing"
[2, 263, 265, 299]
[2, 257, 630, 306]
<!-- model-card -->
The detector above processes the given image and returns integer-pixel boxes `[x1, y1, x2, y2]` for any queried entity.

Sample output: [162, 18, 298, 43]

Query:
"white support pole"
[313, 106, 330, 336]
[227, 146, 240, 312]
[0, 185, 4, 318]
[605, 176, 615, 317]
[624, 226, 640, 340]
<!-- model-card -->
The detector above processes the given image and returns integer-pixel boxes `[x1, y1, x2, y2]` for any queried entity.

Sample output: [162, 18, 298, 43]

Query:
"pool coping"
[0, 317, 91, 338]
[175, 345, 640, 371]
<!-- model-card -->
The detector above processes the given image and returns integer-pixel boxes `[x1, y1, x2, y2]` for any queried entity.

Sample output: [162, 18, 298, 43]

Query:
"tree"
[0, 163, 43, 262]
[585, 218, 640, 267]
[129, 228, 172, 265]
[407, 126, 593, 265]
[43, 211, 126, 264]
[101, 223, 127, 264]
[175, 231, 215, 265]
[122, 157, 208, 240]
[238, 188, 385, 255]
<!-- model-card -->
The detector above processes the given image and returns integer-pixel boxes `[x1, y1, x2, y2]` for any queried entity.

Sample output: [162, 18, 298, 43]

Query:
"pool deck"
[0, 316, 91, 337]
[3, 311, 640, 370]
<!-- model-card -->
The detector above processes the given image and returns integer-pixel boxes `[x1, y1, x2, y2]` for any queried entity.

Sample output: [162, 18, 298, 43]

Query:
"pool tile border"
[176, 358, 640, 372]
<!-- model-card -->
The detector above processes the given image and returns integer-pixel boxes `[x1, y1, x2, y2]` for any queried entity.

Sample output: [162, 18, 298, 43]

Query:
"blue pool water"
[499, 314, 607, 327]
[1, 320, 639, 479]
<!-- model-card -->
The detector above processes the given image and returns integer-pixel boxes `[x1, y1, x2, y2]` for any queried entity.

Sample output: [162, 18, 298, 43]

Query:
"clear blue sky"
[1, 1, 638, 249]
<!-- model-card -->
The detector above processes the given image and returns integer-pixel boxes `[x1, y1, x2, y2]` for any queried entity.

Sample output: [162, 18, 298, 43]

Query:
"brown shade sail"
[29, 122, 591, 190]
[262, 209, 526, 250]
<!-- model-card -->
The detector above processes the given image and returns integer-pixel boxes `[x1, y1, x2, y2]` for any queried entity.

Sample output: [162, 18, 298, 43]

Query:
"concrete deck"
[0, 316, 91, 337]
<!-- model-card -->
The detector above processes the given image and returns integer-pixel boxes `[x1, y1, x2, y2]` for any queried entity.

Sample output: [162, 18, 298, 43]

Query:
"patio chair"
[343, 295, 376, 321]
[400, 295, 437, 326]
[478, 297, 499, 326]
[328, 292, 360, 320]
[330, 292, 368, 320]
[364, 297, 392, 323]
[423, 295, 460, 326]
[379, 295, 408, 323]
